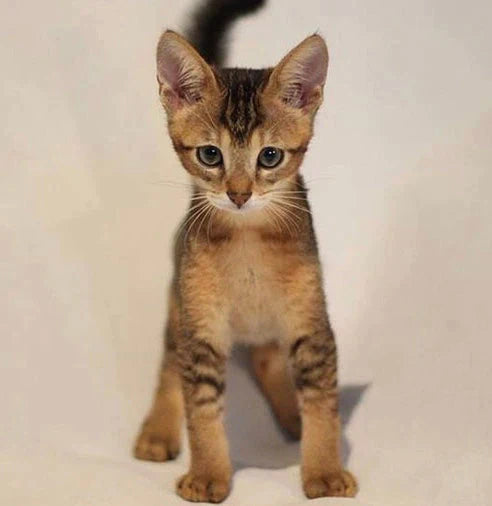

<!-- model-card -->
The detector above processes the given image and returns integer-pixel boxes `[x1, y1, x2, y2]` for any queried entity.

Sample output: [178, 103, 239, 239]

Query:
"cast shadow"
[225, 346, 369, 470]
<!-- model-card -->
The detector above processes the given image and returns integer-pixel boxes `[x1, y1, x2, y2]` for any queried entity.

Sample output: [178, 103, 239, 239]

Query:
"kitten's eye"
[197, 145, 223, 167]
[258, 147, 284, 169]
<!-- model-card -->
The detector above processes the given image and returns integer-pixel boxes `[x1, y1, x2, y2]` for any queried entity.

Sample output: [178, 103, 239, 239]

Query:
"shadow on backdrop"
[226, 346, 369, 470]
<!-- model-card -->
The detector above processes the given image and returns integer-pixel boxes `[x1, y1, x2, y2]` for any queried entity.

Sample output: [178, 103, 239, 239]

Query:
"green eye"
[197, 145, 223, 167]
[258, 146, 284, 169]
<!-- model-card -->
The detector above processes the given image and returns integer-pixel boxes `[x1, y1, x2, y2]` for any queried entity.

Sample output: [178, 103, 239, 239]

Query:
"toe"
[303, 469, 358, 498]
[177, 473, 230, 503]
[133, 432, 180, 462]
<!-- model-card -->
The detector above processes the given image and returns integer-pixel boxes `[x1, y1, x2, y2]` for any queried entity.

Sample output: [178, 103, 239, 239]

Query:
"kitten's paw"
[133, 429, 180, 462]
[176, 472, 230, 503]
[303, 469, 358, 498]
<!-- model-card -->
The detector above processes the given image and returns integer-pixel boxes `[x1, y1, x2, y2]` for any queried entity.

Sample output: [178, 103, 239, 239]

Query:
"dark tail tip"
[185, 0, 267, 67]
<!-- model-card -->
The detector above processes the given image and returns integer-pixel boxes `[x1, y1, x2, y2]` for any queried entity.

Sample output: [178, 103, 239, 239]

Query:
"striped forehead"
[218, 68, 271, 144]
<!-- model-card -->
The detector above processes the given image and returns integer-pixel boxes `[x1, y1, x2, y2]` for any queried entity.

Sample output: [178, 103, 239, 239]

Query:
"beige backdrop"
[2, 1, 492, 505]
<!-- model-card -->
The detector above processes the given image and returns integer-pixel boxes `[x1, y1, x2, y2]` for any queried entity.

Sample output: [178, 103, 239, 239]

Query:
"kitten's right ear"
[156, 30, 219, 113]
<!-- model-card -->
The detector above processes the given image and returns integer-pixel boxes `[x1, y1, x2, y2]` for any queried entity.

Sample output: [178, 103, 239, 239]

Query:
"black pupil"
[204, 147, 217, 159]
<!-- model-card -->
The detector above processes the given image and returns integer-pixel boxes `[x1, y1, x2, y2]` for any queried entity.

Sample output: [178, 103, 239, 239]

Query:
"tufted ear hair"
[156, 30, 220, 113]
[264, 34, 329, 113]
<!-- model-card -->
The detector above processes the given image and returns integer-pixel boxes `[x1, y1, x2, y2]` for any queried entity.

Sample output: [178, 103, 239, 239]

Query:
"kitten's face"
[157, 32, 328, 216]
[168, 69, 314, 214]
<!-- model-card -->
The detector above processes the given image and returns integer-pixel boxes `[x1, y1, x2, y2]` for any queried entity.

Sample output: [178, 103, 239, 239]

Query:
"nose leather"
[226, 191, 252, 208]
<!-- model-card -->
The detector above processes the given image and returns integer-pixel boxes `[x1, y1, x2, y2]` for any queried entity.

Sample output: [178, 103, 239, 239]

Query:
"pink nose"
[227, 191, 252, 208]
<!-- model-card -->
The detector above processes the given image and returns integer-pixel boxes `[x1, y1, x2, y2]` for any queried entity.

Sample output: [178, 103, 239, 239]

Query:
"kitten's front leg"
[289, 330, 358, 498]
[176, 335, 232, 503]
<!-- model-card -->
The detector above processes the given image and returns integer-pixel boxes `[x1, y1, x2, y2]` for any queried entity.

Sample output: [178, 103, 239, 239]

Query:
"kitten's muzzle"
[226, 191, 252, 209]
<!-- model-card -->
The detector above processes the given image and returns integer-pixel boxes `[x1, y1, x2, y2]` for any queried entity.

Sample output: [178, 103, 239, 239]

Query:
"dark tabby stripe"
[287, 146, 308, 155]
[190, 340, 224, 365]
[172, 141, 194, 153]
[181, 369, 225, 394]
[290, 332, 338, 393]
[290, 336, 309, 357]
[178, 337, 226, 403]
[300, 358, 327, 377]
[218, 68, 271, 143]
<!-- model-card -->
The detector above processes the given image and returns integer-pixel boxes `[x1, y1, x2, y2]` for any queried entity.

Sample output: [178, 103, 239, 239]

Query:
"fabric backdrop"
[2, 1, 491, 504]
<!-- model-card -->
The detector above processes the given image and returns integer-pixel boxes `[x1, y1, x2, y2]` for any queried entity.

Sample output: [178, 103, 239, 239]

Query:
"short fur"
[134, 0, 357, 502]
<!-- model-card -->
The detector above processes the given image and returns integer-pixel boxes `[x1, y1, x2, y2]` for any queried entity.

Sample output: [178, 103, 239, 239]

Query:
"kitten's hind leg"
[134, 320, 184, 462]
[251, 343, 301, 440]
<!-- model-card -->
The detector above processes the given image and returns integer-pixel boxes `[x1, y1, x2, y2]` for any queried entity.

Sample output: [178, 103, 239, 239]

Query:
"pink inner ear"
[158, 52, 182, 95]
[303, 48, 327, 89]
[157, 51, 185, 107]
[281, 42, 328, 108]
[157, 38, 204, 108]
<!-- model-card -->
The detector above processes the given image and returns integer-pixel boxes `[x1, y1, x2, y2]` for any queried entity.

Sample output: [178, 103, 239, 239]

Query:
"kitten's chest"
[219, 237, 273, 302]
[215, 235, 287, 342]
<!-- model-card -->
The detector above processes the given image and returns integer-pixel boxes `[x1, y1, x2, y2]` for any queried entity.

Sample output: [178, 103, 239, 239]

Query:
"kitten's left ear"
[265, 34, 329, 113]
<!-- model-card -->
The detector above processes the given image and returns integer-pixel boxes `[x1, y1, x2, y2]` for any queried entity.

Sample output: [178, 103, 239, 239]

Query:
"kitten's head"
[156, 31, 328, 215]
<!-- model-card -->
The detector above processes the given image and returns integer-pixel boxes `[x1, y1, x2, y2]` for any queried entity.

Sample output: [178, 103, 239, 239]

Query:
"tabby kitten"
[134, 0, 357, 502]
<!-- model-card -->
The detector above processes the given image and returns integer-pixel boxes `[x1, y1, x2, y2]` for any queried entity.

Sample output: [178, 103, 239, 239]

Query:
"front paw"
[133, 429, 180, 462]
[303, 469, 358, 498]
[177, 472, 230, 503]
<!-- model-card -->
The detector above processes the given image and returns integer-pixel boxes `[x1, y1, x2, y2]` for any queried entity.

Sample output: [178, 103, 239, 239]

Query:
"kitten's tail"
[185, 0, 266, 67]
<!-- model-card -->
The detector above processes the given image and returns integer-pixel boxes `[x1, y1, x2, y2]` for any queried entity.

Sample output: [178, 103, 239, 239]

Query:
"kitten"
[134, 0, 357, 502]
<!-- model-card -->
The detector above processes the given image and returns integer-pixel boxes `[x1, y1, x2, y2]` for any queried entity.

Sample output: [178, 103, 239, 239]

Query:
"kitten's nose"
[227, 191, 252, 209]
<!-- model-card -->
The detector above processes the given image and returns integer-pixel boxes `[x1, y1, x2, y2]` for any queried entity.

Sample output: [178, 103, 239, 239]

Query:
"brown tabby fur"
[134, 29, 357, 503]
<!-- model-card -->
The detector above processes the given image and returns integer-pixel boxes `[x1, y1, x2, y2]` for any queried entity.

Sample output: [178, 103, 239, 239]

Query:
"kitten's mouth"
[207, 194, 268, 214]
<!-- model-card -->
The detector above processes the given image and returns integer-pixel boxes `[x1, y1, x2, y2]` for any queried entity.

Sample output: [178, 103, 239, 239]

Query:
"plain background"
[1, 0, 491, 505]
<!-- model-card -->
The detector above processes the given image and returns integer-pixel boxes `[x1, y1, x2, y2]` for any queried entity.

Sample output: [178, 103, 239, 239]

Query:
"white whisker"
[264, 205, 283, 235]
[189, 194, 209, 202]
[196, 203, 214, 243]
[147, 180, 195, 190]
[206, 207, 218, 246]
[272, 198, 312, 215]
[184, 202, 212, 243]
[270, 202, 301, 236]
[268, 204, 291, 236]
